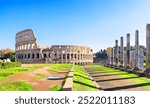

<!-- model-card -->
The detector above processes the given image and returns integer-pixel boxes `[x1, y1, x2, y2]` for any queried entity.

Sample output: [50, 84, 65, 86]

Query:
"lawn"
[48, 64, 72, 73]
[73, 65, 99, 91]
[86, 65, 150, 90]
[0, 64, 48, 81]
[0, 81, 32, 91]
[0, 63, 73, 91]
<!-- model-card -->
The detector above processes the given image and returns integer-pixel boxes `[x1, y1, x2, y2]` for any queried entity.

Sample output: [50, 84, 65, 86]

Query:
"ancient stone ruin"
[15, 29, 93, 65]
[106, 27, 145, 75]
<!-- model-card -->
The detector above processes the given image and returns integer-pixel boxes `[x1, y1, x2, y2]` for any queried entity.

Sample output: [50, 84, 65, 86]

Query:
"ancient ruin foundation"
[15, 29, 93, 65]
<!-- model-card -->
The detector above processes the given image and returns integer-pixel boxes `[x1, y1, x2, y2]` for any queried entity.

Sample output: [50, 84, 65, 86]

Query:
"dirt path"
[85, 69, 149, 91]
[0, 66, 67, 91]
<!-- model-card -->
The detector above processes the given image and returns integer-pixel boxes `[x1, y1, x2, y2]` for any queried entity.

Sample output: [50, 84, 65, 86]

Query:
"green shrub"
[1, 62, 21, 69]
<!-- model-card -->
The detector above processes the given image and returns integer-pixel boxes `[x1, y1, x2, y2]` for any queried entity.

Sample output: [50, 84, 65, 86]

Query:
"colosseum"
[15, 29, 93, 65]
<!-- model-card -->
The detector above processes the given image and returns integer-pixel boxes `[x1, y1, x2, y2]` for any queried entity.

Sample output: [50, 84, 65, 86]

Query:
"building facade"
[15, 29, 93, 65]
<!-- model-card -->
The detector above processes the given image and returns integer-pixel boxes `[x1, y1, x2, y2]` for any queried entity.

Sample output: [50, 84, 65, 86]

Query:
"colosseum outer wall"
[15, 29, 93, 65]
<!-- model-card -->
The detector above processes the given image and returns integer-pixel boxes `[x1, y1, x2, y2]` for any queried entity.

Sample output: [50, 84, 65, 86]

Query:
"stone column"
[133, 30, 140, 71]
[126, 33, 131, 69]
[110, 47, 114, 65]
[139, 48, 144, 70]
[120, 37, 124, 67]
[73, 52, 75, 64]
[144, 24, 150, 77]
[61, 50, 63, 63]
[114, 40, 118, 66]
[124, 51, 127, 67]
[65, 50, 67, 63]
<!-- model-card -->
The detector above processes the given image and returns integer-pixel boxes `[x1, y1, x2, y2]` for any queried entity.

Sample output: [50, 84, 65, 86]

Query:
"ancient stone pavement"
[85, 68, 150, 91]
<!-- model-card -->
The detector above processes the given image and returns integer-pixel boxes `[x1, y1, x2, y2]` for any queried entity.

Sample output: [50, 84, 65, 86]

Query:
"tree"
[94, 49, 108, 63]
[3, 52, 16, 62]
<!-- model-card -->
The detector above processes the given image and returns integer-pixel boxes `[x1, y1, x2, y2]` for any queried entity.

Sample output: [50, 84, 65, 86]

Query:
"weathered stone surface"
[138, 48, 144, 70]
[106, 47, 113, 65]
[124, 51, 127, 67]
[130, 50, 135, 68]
[114, 40, 118, 66]
[111, 48, 114, 65]
[120, 37, 124, 67]
[126, 34, 131, 68]
[135, 30, 139, 68]
[144, 24, 150, 77]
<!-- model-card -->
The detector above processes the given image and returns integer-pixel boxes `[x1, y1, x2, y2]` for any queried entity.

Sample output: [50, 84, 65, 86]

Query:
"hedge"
[0, 62, 21, 69]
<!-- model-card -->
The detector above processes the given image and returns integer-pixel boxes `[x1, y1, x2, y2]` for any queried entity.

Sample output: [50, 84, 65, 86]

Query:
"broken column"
[119, 37, 124, 67]
[126, 33, 131, 69]
[114, 40, 118, 67]
[106, 47, 112, 65]
[133, 30, 140, 71]
[144, 24, 150, 77]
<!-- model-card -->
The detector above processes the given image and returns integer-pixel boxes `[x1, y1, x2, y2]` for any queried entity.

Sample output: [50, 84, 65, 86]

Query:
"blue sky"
[0, 0, 150, 52]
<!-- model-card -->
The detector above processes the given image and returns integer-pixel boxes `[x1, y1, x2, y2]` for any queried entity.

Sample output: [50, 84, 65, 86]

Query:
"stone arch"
[54, 53, 57, 57]
[63, 54, 65, 59]
[21, 54, 23, 59]
[71, 54, 73, 59]
[43, 53, 47, 58]
[75, 54, 77, 59]
[28, 53, 30, 59]
[25, 54, 27, 59]
[32, 53, 34, 59]
[49, 53, 51, 57]
[37, 53, 39, 59]
[67, 54, 69, 59]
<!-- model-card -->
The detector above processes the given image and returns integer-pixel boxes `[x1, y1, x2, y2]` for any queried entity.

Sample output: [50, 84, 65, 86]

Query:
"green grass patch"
[34, 74, 45, 79]
[73, 65, 99, 91]
[0, 81, 32, 91]
[49, 85, 62, 91]
[0, 64, 53, 82]
[48, 64, 72, 74]
[0, 73, 15, 81]
[1, 62, 21, 69]
[86, 65, 150, 90]
[48, 69, 58, 74]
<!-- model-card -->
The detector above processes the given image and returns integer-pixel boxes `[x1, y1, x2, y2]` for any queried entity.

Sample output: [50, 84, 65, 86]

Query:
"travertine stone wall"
[15, 29, 93, 65]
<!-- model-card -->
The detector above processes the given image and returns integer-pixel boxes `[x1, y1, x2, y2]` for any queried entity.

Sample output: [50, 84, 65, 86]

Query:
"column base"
[118, 65, 123, 68]
[132, 67, 143, 77]
[132, 67, 140, 72]
[143, 68, 150, 78]
[118, 65, 125, 71]
[124, 66, 132, 72]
